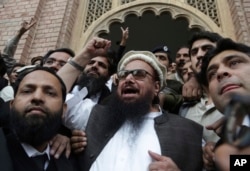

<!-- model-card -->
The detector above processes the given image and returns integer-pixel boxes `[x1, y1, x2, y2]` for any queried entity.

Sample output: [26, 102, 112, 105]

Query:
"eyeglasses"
[117, 69, 154, 80]
[223, 94, 250, 148]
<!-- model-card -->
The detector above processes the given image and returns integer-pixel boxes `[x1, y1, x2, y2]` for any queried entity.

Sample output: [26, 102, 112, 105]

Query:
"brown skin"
[10, 70, 67, 152]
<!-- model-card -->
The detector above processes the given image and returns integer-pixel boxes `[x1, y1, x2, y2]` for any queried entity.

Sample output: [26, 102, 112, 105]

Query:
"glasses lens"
[117, 70, 128, 80]
[133, 70, 147, 80]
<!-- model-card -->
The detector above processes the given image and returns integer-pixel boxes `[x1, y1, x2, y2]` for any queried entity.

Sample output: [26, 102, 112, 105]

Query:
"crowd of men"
[0, 18, 250, 171]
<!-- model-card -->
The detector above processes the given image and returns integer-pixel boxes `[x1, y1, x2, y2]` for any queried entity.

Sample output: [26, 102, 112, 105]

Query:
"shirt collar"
[21, 143, 51, 160]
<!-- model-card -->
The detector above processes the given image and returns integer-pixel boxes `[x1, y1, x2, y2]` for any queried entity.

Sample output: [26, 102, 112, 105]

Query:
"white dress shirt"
[90, 111, 162, 171]
[63, 86, 99, 130]
[21, 143, 50, 170]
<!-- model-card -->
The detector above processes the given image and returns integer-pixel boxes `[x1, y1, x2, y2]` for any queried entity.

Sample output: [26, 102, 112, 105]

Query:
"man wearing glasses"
[199, 38, 250, 171]
[58, 38, 203, 171]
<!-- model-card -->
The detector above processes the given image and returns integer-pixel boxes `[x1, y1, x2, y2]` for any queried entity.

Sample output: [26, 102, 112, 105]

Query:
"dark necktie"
[31, 154, 48, 171]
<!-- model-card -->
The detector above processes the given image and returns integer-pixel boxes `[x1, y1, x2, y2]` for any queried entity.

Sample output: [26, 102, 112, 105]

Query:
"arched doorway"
[74, 1, 226, 58]
[99, 10, 201, 60]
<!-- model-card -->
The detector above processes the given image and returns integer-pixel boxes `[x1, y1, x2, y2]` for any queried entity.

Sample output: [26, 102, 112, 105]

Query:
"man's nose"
[196, 48, 206, 59]
[217, 66, 230, 81]
[31, 90, 44, 102]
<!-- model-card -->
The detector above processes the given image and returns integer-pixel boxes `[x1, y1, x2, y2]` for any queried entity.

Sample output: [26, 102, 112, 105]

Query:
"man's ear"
[61, 103, 67, 119]
[154, 81, 160, 96]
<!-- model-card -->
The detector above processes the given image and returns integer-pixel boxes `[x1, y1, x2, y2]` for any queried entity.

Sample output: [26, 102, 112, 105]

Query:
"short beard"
[107, 91, 153, 134]
[10, 107, 62, 147]
[77, 74, 108, 96]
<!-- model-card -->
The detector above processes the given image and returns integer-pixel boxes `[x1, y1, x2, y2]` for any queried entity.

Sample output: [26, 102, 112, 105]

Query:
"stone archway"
[74, 0, 224, 56]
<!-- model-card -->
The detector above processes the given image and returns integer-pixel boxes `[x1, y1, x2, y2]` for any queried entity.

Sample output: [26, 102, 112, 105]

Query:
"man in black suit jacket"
[0, 67, 77, 171]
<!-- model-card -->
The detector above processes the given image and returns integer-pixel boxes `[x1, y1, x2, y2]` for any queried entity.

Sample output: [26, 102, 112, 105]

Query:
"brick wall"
[228, 0, 250, 45]
[0, 0, 78, 64]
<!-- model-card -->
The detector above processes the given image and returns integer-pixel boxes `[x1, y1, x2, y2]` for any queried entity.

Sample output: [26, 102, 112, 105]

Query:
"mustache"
[24, 105, 48, 114]
[86, 67, 99, 75]
[177, 61, 185, 67]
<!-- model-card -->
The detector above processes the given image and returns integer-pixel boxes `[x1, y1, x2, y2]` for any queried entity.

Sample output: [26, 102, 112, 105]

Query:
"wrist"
[67, 58, 84, 71]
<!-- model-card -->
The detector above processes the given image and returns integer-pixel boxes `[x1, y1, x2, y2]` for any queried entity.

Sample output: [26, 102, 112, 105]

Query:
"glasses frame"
[117, 69, 154, 80]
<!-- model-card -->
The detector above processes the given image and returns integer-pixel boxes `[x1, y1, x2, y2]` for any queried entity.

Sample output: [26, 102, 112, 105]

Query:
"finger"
[182, 87, 187, 99]
[93, 38, 108, 48]
[50, 140, 60, 156]
[29, 19, 37, 27]
[21, 21, 28, 27]
[65, 142, 71, 158]
[74, 147, 85, 153]
[54, 142, 67, 159]
[206, 117, 225, 131]
[72, 142, 87, 153]
[120, 27, 125, 32]
[148, 150, 165, 161]
[71, 134, 87, 144]
[72, 129, 86, 137]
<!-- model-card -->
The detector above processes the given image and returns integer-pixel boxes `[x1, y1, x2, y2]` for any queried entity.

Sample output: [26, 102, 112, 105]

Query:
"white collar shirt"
[90, 111, 162, 171]
[63, 86, 99, 130]
[21, 143, 50, 170]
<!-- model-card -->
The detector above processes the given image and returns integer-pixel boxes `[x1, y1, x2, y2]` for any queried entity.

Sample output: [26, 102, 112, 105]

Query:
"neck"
[150, 104, 160, 112]
[34, 141, 48, 152]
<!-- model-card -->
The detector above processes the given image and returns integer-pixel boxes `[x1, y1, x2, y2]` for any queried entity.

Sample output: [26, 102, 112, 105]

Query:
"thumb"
[205, 124, 215, 130]
[148, 150, 163, 161]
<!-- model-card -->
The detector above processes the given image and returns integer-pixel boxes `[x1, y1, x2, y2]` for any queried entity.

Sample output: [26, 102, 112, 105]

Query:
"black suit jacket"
[0, 130, 77, 171]
[0, 128, 13, 171]
[77, 105, 203, 171]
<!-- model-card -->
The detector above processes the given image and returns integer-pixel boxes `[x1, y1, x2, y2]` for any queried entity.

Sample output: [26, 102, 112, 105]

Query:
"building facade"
[0, 0, 249, 63]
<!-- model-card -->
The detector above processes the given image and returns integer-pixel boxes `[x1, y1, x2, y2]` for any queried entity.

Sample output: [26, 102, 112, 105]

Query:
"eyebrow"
[21, 83, 57, 90]
[207, 55, 242, 73]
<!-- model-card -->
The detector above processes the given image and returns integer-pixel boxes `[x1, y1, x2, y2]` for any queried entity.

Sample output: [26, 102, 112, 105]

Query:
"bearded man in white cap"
[58, 37, 203, 171]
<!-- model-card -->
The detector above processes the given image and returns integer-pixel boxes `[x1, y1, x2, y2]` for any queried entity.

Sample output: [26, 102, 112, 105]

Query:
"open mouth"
[122, 87, 138, 94]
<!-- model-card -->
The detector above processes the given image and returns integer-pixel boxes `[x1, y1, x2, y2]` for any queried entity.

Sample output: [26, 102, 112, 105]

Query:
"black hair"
[188, 31, 223, 56]
[198, 38, 250, 87]
[13, 66, 67, 102]
[31, 56, 43, 66]
[176, 45, 189, 52]
[101, 48, 117, 76]
[42, 48, 75, 65]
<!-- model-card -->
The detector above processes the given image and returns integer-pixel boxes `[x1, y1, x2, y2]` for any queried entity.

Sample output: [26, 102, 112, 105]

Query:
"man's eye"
[45, 60, 53, 64]
[59, 62, 66, 67]
[229, 60, 241, 67]
[203, 46, 213, 51]
[207, 71, 216, 81]
[88, 61, 95, 65]
[159, 56, 167, 61]
[191, 49, 197, 56]
[46, 91, 56, 96]
[21, 89, 32, 94]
